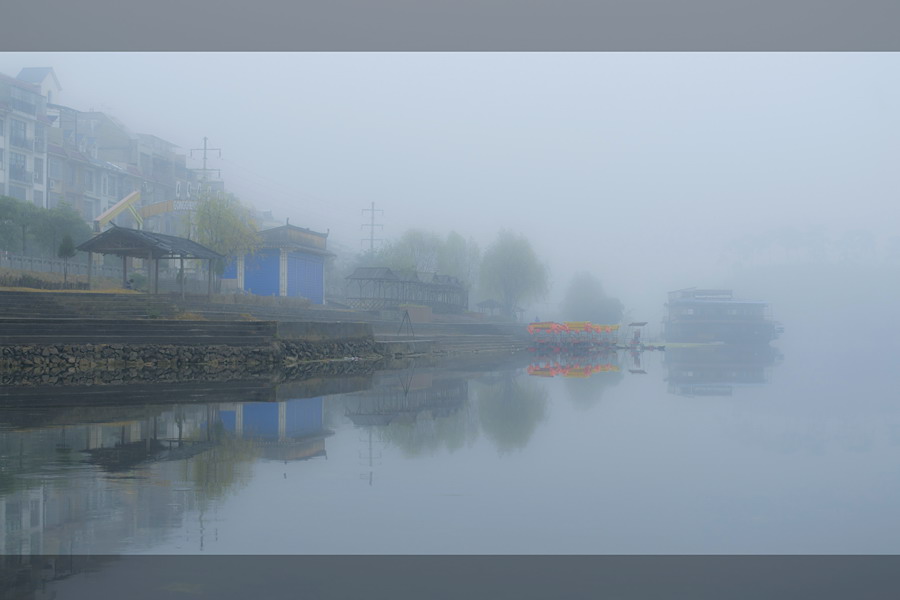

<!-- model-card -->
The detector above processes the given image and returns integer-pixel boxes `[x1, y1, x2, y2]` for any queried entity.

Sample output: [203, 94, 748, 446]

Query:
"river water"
[3, 321, 900, 559]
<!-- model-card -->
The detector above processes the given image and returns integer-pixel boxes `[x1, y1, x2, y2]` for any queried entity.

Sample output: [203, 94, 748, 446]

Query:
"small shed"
[221, 224, 332, 303]
[76, 225, 223, 294]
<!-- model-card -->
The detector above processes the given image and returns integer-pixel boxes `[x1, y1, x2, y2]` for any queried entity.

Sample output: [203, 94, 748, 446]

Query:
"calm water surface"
[2, 330, 900, 556]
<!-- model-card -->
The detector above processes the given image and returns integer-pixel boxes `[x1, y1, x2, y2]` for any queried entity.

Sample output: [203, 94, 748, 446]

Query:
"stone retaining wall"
[1, 338, 382, 388]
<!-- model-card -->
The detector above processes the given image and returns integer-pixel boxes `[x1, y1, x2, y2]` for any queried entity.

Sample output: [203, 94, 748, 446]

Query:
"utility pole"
[187, 137, 222, 240]
[361, 202, 384, 251]
[190, 137, 222, 191]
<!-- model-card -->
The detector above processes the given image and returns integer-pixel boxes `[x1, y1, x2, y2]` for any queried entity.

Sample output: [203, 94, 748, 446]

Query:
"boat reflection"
[665, 343, 782, 397]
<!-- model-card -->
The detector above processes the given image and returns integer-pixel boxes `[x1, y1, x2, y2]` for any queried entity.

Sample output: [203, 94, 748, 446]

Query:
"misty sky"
[2, 52, 897, 320]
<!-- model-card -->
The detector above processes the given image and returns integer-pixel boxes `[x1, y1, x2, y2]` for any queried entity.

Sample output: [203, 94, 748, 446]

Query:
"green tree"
[57, 234, 77, 287]
[0, 195, 39, 254]
[376, 229, 443, 273]
[192, 193, 260, 276]
[437, 231, 481, 287]
[560, 271, 624, 324]
[0, 196, 90, 257]
[479, 230, 548, 317]
[36, 204, 91, 258]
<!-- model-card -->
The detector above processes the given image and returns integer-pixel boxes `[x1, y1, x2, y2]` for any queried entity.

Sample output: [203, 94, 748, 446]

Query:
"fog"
[3, 52, 898, 324]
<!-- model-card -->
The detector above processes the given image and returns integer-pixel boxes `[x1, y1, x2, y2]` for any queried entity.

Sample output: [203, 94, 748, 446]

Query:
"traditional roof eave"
[76, 225, 224, 260]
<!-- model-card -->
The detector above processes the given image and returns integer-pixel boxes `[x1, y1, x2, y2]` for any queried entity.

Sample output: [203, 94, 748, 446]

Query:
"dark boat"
[664, 288, 782, 344]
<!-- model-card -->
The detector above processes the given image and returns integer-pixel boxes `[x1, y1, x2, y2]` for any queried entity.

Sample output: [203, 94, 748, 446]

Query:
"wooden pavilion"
[76, 225, 223, 295]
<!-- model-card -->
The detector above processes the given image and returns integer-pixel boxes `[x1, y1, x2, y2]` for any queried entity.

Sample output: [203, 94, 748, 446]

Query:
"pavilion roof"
[76, 225, 224, 260]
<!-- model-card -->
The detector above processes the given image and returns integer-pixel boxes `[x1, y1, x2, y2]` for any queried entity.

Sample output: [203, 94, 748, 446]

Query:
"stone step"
[0, 336, 273, 346]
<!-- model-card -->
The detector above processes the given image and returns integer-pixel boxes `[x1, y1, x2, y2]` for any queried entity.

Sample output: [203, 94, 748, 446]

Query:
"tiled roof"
[76, 225, 224, 260]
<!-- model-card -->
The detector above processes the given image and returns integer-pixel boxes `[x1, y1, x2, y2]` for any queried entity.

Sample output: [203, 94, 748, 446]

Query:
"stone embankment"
[0, 340, 380, 387]
[0, 318, 382, 388]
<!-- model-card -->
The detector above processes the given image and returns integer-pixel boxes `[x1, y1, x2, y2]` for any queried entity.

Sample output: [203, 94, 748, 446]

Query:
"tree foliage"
[192, 193, 259, 273]
[57, 234, 77, 287]
[437, 231, 481, 287]
[479, 230, 548, 316]
[0, 195, 91, 257]
[375, 229, 443, 273]
[352, 229, 480, 286]
[560, 271, 624, 324]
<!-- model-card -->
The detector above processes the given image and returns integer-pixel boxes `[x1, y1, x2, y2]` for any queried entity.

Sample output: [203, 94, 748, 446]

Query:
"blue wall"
[221, 248, 326, 303]
[287, 252, 325, 304]
[244, 249, 281, 297]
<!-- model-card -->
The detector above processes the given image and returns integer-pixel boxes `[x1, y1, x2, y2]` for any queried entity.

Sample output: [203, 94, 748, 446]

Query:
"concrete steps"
[0, 291, 180, 320]
[0, 318, 276, 346]
[375, 332, 526, 354]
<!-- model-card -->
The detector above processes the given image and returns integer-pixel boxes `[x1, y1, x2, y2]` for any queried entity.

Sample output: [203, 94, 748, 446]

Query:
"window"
[84, 169, 94, 192]
[9, 185, 27, 202]
[10, 151, 27, 181]
[34, 123, 45, 152]
[11, 119, 27, 146]
[33, 190, 44, 208]
[101, 174, 108, 196]
[34, 157, 44, 180]
[0, 149, 4, 169]
[49, 158, 61, 179]
[5, 502, 22, 533]
[0, 118, 4, 135]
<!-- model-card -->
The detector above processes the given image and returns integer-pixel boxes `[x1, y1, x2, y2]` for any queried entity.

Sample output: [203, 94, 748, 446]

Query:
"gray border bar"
[2, 0, 900, 51]
[7, 555, 900, 599]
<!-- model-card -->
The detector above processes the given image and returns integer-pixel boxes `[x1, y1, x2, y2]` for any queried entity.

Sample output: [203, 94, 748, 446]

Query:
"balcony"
[9, 98, 37, 115]
[9, 166, 33, 184]
[10, 135, 34, 151]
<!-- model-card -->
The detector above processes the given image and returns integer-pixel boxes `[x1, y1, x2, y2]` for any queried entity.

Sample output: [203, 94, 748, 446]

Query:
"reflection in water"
[0, 343, 787, 561]
[343, 369, 472, 466]
[0, 392, 329, 557]
[665, 343, 782, 397]
[475, 372, 548, 454]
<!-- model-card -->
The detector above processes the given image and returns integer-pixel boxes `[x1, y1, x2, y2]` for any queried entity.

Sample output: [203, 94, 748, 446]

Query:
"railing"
[0, 252, 124, 279]
[9, 167, 33, 184]
[9, 98, 36, 115]
[10, 135, 34, 150]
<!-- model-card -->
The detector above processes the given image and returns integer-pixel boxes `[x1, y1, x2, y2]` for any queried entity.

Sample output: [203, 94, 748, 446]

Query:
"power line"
[361, 202, 384, 251]
[189, 137, 222, 184]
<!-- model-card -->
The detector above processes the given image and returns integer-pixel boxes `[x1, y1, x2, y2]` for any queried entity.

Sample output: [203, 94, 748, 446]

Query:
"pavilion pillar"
[207, 259, 213, 299]
[279, 248, 288, 297]
[154, 258, 160, 294]
[180, 256, 185, 300]
[122, 255, 127, 288]
[236, 255, 245, 291]
[87, 252, 92, 291]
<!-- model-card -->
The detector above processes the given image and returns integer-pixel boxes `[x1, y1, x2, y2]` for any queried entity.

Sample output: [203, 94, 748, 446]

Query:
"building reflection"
[665, 343, 782, 397]
[218, 397, 331, 462]
[342, 368, 471, 480]
[0, 388, 331, 558]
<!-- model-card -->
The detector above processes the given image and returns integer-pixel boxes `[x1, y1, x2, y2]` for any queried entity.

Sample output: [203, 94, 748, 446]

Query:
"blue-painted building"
[222, 224, 332, 303]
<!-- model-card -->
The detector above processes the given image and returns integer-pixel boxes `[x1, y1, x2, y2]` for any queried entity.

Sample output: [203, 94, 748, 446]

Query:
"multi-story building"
[0, 69, 53, 208]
